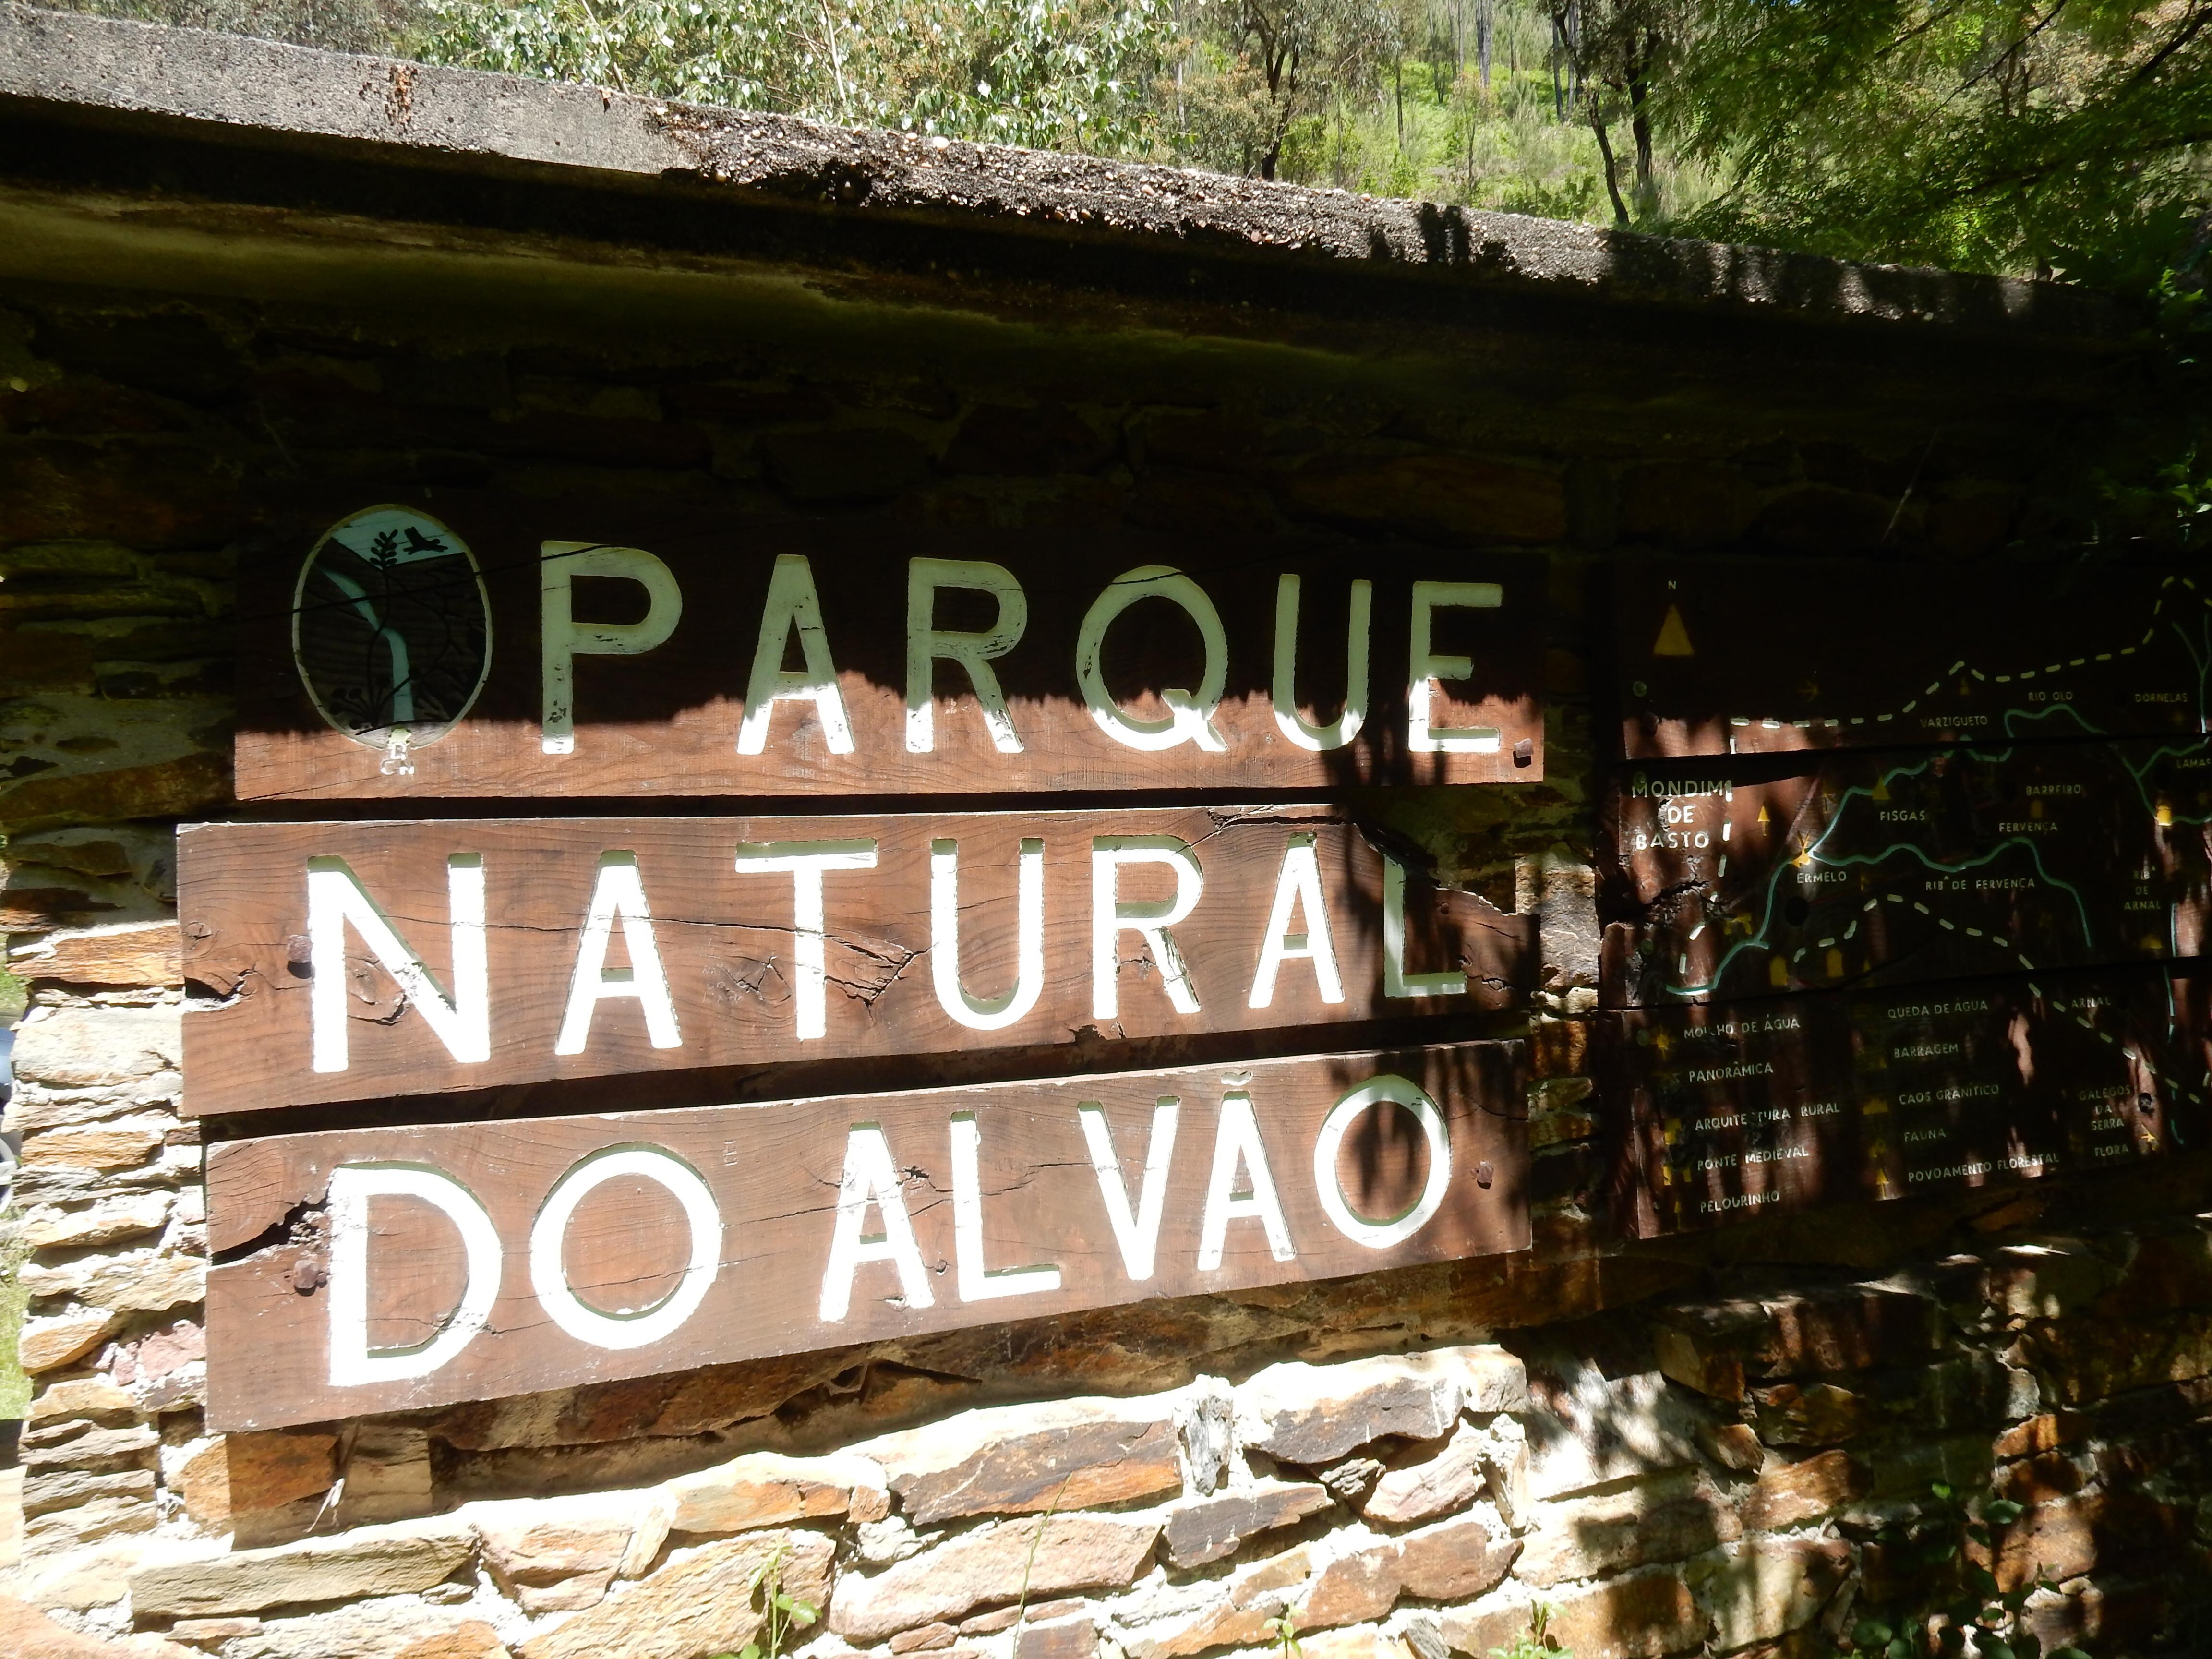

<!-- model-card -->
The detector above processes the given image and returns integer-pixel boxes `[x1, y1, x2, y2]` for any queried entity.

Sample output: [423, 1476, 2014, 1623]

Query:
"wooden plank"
[234, 496, 1545, 799]
[179, 808, 1533, 1117]
[1597, 964, 2208, 1236]
[1598, 741, 2212, 1008]
[1610, 556, 2212, 760]
[204, 1041, 1529, 1430]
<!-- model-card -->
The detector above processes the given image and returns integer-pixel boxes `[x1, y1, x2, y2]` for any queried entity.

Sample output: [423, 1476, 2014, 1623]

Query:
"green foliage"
[1661, 1, 2212, 283]
[2158, 445, 2212, 545]
[1161, 0, 1400, 177]
[1264, 1611, 1301, 1659]
[40, 0, 2212, 287]
[1489, 1602, 1570, 1659]
[410, 0, 1175, 151]
[0, 1224, 28, 1422]
[709, 1540, 819, 1659]
[1846, 1481, 2090, 1659]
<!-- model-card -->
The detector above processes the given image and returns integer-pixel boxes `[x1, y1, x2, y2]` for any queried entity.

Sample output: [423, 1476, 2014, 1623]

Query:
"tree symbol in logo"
[293, 507, 490, 755]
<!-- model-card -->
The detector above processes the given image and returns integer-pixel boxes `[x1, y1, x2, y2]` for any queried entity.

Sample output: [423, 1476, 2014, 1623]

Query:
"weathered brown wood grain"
[179, 807, 1532, 1117]
[204, 1041, 1530, 1430]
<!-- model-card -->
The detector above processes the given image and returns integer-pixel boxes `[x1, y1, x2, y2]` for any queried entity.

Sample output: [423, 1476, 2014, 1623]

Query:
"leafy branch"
[1849, 1482, 2089, 1659]
[1488, 1603, 1569, 1659]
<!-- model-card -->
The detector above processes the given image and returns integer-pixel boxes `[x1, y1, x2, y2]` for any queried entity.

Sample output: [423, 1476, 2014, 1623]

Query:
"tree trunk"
[1628, 29, 1658, 214]
[1630, 90, 1654, 206]
[1257, 32, 1293, 180]
[1550, 15, 1566, 122]
[1592, 111, 1630, 226]
[1476, 0, 1491, 92]
[1564, 0, 1581, 112]
[1395, 61, 1404, 148]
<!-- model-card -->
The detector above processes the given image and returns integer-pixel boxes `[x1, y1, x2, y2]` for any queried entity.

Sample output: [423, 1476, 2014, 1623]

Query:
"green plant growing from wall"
[1488, 1604, 1569, 1659]
[1265, 1611, 1301, 1659]
[1849, 1482, 2089, 1659]
[712, 1540, 818, 1659]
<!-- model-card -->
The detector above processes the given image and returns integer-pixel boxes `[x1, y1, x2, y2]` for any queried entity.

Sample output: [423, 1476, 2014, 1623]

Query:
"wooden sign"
[1599, 964, 2205, 1236]
[236, 498, 1546, 799]
[1610, 556, 2211, 760]
[179, 807, 1532, 1117]
[203, 1042, 1529, 1430]
[1598, 741, 2212, 1008]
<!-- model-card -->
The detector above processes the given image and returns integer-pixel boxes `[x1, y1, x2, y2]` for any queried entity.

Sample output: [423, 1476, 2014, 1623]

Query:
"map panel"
[1600, 741, 2212, 1009]
[1600, 965, 2209, 1237]
[1610, 557, 2212, 761]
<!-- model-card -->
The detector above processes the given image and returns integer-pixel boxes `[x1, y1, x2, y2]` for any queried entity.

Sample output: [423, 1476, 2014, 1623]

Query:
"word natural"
[179, 808, 1532, 1115]
[237, 507, 1545, 798]
[204, 1043, 1530, 1429]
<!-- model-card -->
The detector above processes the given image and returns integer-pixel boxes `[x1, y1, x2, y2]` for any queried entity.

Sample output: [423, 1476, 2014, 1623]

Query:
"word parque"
[239, 511, 1545, 798]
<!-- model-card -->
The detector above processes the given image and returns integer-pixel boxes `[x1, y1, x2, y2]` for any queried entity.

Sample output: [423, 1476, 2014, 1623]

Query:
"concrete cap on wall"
[0, 0, 2144, 349]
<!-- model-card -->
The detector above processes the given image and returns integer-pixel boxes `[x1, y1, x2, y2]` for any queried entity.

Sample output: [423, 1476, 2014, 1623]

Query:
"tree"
[42, 0, 2210, 285]
[1659, 0, 2212, 287]
[1169, 0, 1400, 177]
[409, 0, 1175, 152]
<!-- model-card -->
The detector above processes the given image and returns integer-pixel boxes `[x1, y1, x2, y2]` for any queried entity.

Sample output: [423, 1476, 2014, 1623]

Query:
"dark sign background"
[1599, 963, 2208, 1236]
[1608, 555, 2212, 760]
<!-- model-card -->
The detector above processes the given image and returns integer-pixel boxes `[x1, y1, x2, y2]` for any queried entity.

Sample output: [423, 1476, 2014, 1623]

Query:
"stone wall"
[1, 274, 2209, 1659]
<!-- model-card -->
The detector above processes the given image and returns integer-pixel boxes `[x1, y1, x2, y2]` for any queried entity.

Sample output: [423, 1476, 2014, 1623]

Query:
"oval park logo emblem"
[291, 505, 493, 757]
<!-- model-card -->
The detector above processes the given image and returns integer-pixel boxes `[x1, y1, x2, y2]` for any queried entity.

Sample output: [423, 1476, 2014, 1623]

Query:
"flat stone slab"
[832, 1513, 1161, 1642]
[861, 1398, 1183, 1526]
[1163, 1481, 1333, 1568]
[128, 1516, 477, 1619]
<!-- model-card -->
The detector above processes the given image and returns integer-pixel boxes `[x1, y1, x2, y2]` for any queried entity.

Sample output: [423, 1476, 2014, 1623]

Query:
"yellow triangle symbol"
[1871, 779, 1890, 801]
[1652, 603, 1695, 657]
[1757, 805, 1772, 826]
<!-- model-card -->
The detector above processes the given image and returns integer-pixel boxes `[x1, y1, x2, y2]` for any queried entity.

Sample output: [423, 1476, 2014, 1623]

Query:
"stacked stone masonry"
[7, 1288, 2212, 1657]
[2, 36, 2212, 1656]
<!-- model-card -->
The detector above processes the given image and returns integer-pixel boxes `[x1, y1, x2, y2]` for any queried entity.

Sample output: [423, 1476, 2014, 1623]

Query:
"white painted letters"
[1311, 1076, 1452, 1248]
[1198, 1090, 1296, 1269]
[733, 840, 879, 1040]
[907, 558, 1028, 753]
[556, 853, 682, 1055]
[930, 837, 1045, 1031]
[307, 854, 490, 1073]
[950, 1114, 1063, 1302]
[1407, 579, 1503, 753]
[1249, 833, 1344, 1009]
[541, 542, 683, 755]
[739, 554, 854, 755]
[529, 1146, 721, 1349]
[327, 1163, 501, 1387]
[1076, 565, 1228, 752]
[1091, 836, 1205, 1018]
[1383, 855, 1468, 999]
[1080, 1098, 1180, 1282]
[1272, 574, 1371, 751]
[819, 1124, 936, 1321]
